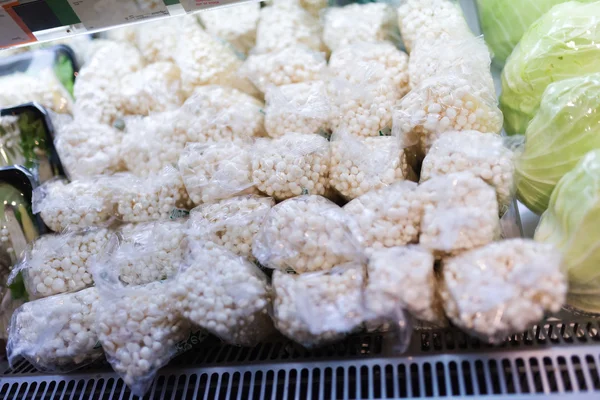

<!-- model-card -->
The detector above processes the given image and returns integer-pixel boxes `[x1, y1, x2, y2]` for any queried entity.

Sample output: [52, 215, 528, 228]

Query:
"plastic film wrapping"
[264, 81, 330, 138]
[0, 69, 72, 114]
[178, 142, 256, 206]
[251, 133, 330, 201]
[329, 134, 411, 201]
[7, 287, 101, 372]
[134, 19, 179, 63]
[199, 2, 260, 54]
[439, 239, 566, 343]
[253, 195, 364, 273]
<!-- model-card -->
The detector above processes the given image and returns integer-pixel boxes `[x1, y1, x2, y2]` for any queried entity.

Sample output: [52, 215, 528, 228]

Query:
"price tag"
[181, 0, 250, 12]
[67, 0, 169, 30]
[0, 7, 36, 49]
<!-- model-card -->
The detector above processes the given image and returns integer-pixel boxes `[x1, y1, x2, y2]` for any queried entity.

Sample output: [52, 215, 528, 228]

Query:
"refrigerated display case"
[0, 0, 599, 399]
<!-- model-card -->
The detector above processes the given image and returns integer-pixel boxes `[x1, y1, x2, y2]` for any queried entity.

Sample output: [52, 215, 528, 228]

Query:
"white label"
[181, 0, 250, 12]
[67, 0, 169, 30]
[0, 9, 34, 49]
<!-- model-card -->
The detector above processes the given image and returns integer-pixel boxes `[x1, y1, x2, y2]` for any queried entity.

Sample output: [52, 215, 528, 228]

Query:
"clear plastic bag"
[240, 46, 327, 93]
[53, 117, 124, 179]
[417, 172, 500, 256]
[0, 69, 72, 114]
[253, 195, 365, 273]
[264, 81, 329, 138]
[11, 228, 111, 299]
[33, 178, 114, 232]
[254, 4, 325, 54]
[188, 195, 274, 260]
[439, 239, 566, 343]
[322, 3, 398, 51]
[366, 246, 446, 325]
[199, 2, 261, 54]
[6, 287, 102, 372]
[329, 134, 411, 201]
[421, 131, 515, 211]
[343, 181, 421, 250]
[170, 241, 274, 347]
[271, 264, 370, 348]
[134, 18, 179, 63]
[328, 41, 409, 97]
[251, 133, 330, 201]
[110, 166, 192, 223]
[178, 142, 257, 206]
[396, 0, 472, 52]
[392, 75, 503, 156]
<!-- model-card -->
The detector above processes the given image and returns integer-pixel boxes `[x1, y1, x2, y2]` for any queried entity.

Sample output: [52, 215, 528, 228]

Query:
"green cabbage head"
[535, 150, 600, 313]
[500, 1, 600, 135]
[515, 73, 600, 215]
[476, 0, 572, 67]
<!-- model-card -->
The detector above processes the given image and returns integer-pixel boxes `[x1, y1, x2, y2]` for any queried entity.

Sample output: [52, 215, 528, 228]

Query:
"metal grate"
[1, 319, 600, 399]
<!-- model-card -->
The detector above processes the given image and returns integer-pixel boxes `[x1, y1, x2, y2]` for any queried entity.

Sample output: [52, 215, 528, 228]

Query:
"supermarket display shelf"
[2, 318, 600, 399]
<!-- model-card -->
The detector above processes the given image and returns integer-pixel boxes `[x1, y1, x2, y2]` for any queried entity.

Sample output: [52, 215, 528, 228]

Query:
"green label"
[163, 0, 180, 5]
[47, 0, 81, 25]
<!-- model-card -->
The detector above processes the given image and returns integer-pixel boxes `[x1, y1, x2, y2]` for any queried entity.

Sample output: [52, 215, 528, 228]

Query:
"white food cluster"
[272, 266, 367, 347]
[54, 119, 124, 179]
[170, 242, 273, 346]
[22, 229, 111, 298]
[264, 81, 329, 138]
[417, 172, 499, 256]
[241, 46, 327, 93]
[188, 195, 274, 260]
[251, 133, 330, 200]
[330, 135, 410, 200]
[178, 142, 256, 205]
[322, 3, 395, 51]
[115, 220, 186, 285]
[421, 131, 515, 210]
[366, 246, 445, 325]
[254, 4, 325, 54]
[253, 195, 363, 273]
[343, 182, 422, 250]
[440, 239, 567, 343]
[396, 0, 472, 52]
[95, 281, 190, 390]
[34, 179, 113, 232]
[111, 168, 192, 223]
[134, 19, 179, 62]
[7, 287, 101, 370]
[0, 69, 72, 114]
[392, 75, 503, 155]
[199, 2, 260, 54]
[328, 41, 410, 96]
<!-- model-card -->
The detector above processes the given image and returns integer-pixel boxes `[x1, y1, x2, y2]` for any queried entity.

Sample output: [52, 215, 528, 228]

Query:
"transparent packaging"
[199, 2, 261, 55]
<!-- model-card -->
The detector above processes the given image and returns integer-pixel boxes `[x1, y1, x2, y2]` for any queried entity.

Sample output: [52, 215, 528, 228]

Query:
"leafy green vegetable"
[477, 0, 570, 67]
[515, 73, 600, 214]
[500, 1, 600, 135]
[8, 271, 27, 301]
[534, 149, 600, 313]
[54, 53, 75, 97]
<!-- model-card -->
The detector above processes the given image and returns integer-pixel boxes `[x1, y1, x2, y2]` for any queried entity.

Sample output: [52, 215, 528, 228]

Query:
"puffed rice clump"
[22, 229, 111, 298]
[241, 46, 327, 94]
[417, 172, 500, 256]
[264, 81, 330, 138]
[95, 281, 190, 391]
[330, 135, 410, 200]
[343, 181, 422, 250]
[170, 242, 273, 346]
[272, 266, 367, 347]
[34, 179, 113, 232]
[253, 195, 364, 273]
[366, 246, 446, 325]
[440, 239, 566, 343]
[251, 133, 330, 201]
[393, 75, 503, 155]
[178, 142, 257, 206]
[322, 3, 396, 51]
[396, 0, 472, 52]
[421, 131, 515, 210]
[0, 69, 72, 114]
[328, 41, 410, 96]
[199, 2, 260, 54]
[188, 195, 274, 260]
[7, 287, 101, 371]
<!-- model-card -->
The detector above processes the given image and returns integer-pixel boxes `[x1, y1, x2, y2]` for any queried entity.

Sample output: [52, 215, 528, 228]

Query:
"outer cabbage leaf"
[515, 73, 600, 215]
[477, 0, 572, 67]
[500, 1, 600, 135]
[534, 149, 600, 313]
